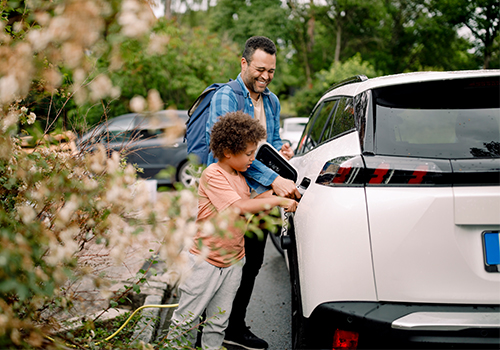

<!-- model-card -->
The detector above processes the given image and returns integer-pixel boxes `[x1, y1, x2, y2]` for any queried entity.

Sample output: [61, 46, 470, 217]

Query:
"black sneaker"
[223, 326, 269, 350]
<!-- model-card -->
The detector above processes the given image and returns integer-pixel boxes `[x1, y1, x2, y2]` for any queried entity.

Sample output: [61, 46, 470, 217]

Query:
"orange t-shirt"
[189, 163, 250, 267]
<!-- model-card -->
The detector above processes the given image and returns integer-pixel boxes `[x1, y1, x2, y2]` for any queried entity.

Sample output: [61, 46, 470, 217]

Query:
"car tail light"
[316, 155, 452, 187]
[332, 329, 359, 349]
[316, 156, 365, 186]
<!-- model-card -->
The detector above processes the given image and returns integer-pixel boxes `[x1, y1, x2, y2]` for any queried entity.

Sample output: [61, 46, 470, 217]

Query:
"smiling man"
[206, 36, 300, 350]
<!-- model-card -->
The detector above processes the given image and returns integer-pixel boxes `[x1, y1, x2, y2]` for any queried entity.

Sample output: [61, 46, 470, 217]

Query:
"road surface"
[225, 236, 292, 350]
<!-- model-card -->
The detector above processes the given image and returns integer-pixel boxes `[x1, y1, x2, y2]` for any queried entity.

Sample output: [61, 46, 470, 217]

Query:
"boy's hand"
[280, 197, 298, 212]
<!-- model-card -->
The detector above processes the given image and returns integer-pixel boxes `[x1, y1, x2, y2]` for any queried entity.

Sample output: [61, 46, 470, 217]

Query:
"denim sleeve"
[206, 86, 239, 166]
[243, 159, 278, 190]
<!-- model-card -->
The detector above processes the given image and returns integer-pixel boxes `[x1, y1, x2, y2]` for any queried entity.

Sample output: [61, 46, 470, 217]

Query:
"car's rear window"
[373, 77, 500, 159]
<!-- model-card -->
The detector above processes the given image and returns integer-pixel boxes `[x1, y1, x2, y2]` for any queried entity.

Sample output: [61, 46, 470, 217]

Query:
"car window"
[107, 130, 132, 143]
[297, 100, 337, 154]
[373, 78, 500, 159]
[324, 97, 355, 141]
[376, 107, 499, 158]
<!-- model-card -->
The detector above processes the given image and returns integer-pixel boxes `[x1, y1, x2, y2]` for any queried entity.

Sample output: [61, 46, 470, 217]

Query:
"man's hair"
[242, 36, 276, 64]
[210, 111, 267, 160]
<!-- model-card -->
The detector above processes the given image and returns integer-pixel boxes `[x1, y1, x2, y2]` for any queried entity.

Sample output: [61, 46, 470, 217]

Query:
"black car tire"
[269, 211, 284, 256]
[269, 229, 284, 256]
[287, 216, 308, 349]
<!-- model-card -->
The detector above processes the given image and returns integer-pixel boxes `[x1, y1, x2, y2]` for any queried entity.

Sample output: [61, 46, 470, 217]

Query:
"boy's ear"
[223, 149, 232, 159]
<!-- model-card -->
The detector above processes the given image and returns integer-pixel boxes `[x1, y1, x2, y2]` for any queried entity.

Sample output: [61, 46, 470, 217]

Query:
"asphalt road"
[224, 236, 292, 350]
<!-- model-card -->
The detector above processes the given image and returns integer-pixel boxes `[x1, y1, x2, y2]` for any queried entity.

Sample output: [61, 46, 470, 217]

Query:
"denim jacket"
[207, 74, 282, 193]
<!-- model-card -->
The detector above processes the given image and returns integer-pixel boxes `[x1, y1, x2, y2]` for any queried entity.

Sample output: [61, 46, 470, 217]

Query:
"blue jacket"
[207, 74, 282, 193]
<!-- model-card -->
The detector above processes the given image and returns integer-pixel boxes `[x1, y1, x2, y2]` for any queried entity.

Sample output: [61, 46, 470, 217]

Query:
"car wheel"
[287, 216, 307, 349]
[177, 161, 200, 188]
[269, 228, 284, 256]
[269, 211, 284, 256]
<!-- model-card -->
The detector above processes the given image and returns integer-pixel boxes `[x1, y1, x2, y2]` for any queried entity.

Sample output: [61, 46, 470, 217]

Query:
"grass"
[58, 310, 144, 349]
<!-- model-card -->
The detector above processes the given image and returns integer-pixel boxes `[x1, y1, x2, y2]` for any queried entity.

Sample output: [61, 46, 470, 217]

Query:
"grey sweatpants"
[167, 253, 244, 350]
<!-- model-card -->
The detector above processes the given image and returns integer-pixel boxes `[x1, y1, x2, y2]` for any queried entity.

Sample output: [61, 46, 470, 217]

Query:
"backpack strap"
[227, 79, 245, 111]
[265, 93, 278, 117]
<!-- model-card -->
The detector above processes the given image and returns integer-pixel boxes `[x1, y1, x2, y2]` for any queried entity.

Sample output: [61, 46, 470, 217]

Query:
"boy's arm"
[230, 195, 297, 214]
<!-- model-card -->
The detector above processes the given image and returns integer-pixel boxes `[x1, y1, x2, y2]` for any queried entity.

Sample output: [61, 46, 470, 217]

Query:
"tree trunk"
[164, 0, 172, 20]
[334, 23, 341, 64]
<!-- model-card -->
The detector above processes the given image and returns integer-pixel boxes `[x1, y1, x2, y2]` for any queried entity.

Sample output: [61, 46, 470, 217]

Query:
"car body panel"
[295, 184, 376, 318]
[454, 186, 500, 225]
[290, 131, 377, 317]
[285, 70, 500, 348]
[366, 186, 500, 304]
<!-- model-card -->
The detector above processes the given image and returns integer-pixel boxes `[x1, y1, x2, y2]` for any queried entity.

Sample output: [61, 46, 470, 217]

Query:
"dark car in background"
[78, 109, 197, 187]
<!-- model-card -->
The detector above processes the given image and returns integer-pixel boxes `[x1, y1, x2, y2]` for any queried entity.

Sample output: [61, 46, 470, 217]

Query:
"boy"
[167, 111, 297, 349]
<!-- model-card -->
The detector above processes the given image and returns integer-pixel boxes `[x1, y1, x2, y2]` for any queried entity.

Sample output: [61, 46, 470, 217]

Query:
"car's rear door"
[365, 77, 500, 304]
[290, 97, 376, 318]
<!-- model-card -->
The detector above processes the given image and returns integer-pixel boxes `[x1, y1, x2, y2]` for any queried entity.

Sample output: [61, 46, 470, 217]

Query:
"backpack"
[185, 79, 277, 165]
[185, 80, 244, 165]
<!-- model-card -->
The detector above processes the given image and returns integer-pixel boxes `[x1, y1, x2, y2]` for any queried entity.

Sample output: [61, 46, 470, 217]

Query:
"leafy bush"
[291, 53, 382, 118]
[0, 1, 202, 348]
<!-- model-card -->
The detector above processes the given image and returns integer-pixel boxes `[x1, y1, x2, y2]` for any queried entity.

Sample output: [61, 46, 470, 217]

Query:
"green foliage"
[66, 311, 143, 349]
[53, 19, 241, 135]
[429, 0, 499, 69]
[291, 53, 381, 118]
[209, 0, 291, 49]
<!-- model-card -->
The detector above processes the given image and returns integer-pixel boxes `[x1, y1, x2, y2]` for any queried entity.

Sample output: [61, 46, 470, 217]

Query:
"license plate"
[483, 232, 500, 272]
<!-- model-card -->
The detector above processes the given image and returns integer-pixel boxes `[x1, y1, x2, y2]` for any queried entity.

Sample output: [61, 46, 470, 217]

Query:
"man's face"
[241, 49, 276, 99]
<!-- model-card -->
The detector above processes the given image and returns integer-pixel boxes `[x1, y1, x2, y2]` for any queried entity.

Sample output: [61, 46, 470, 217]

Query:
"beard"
[244, 71, 271, 95]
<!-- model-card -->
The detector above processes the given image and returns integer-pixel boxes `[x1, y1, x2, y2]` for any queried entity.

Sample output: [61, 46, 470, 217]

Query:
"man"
[206, 36, 300, 350]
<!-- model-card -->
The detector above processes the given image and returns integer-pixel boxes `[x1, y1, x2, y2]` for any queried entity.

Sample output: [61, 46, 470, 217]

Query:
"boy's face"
[226, 142, 257, 173]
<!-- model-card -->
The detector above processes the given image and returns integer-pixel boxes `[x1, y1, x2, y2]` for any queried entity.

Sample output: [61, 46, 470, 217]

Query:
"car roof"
[284, 117, 309, 124]
[322, 70, 500, 100]
[78, 110, 188, 142]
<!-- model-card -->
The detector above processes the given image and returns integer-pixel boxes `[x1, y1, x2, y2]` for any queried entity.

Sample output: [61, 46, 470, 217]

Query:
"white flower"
[58, 195, 80, 223]
[18, 204, 36, 224]
[2, 110, 19, 132]
[130, 95, 146, 112]
[27, 112, 36, 124]
[118, 0, 153, 38]
[0, 75, 20, 105]
[147, 89, 163, 112]
[90, 75, 113, 101]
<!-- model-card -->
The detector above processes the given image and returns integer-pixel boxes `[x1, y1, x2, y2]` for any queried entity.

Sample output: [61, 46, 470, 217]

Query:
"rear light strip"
[316, 156, 500, 187]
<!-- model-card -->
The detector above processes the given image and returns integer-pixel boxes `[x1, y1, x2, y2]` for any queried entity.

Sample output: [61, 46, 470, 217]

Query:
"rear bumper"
[304, 302, 500, 349]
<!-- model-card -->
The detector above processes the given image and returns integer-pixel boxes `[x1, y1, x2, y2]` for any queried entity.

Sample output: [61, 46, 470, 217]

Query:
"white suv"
[282, 70, 500, 349]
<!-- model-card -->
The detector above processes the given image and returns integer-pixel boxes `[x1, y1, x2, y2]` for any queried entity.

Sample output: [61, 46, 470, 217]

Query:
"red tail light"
[332, 329, 359, 349]
[316, 155, 451, 187]
[368, 162, 390, 184]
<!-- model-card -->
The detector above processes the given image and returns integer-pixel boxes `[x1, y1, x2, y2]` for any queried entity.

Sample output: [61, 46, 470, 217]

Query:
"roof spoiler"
[325, 75, 368, 94]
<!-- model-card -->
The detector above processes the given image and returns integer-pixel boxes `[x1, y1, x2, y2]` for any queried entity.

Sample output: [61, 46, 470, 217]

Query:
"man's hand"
[279, 143, 294, 160]
[271, 176, 301, 199]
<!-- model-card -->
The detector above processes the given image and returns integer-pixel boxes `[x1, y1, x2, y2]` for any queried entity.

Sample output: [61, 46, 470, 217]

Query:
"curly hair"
[242, 36, 276, 64]
[210, 111, 267, 160]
